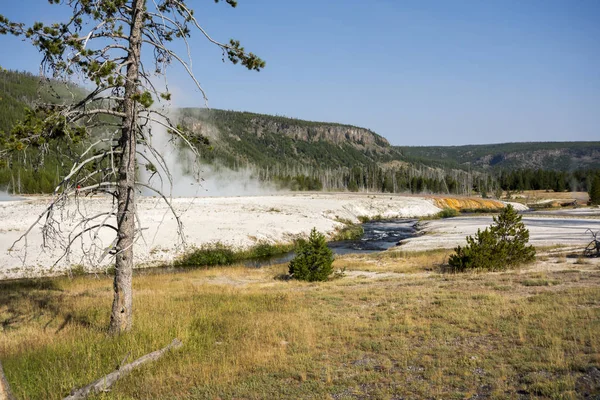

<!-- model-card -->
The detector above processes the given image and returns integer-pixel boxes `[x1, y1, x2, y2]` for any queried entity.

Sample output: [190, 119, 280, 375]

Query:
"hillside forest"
[1, 69, 599, 197]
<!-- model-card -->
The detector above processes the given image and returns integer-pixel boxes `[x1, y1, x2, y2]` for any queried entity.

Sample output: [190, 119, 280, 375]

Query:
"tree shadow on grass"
[0, 278, 62, 293]
[0, 278, 106, 334]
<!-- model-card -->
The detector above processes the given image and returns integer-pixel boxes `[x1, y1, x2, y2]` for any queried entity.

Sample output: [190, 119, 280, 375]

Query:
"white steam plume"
[138, 114, 276, 197]
[0, 191, 15, 201]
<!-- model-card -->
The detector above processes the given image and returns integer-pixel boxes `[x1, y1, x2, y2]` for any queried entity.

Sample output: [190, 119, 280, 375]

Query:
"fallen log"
[63, 338, 183, 400]
[0, 361, 16, 400]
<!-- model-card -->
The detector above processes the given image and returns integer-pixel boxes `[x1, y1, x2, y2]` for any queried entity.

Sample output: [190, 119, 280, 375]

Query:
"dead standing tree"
[0, 0, 264, 334]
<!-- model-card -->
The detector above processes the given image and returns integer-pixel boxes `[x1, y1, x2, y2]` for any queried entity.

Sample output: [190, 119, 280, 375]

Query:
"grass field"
[1, 250, 599, 399]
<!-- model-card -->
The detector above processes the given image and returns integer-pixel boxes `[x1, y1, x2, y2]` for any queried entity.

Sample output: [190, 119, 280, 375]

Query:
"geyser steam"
[139, 116, 276, 197]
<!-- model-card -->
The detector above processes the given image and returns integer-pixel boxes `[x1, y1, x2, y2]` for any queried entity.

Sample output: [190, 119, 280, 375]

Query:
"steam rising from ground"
[138, 114, 276, 197]
[0, 191, 22, 201]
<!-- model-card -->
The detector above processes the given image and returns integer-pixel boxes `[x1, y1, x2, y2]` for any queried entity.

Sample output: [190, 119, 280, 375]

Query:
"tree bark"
[109, 0, 146, 334]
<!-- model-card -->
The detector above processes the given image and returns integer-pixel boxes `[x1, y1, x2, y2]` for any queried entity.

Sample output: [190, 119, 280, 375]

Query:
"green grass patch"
[174, 241, 295, 268]
[330, 223, 364, 241]
[3, 269, 599, 399]
[241, 241, 295, 260]
[357, 214, 386, 223]
[174, 243, 237, 267]
[460, 207, 502, 214]
[420, 207, 460, 220]
[521, 279, 561, 287]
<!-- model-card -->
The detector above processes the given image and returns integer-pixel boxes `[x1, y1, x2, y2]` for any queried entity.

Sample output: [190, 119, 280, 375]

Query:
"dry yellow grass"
[510, 190, 590, 206]
[335, 249, 452, 274]
[1, 254, 599, 399]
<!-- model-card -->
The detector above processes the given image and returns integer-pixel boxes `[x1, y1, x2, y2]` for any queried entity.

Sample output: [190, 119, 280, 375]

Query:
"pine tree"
[490, 204, 535, 267]
[589, 175, 600, 205]
[449, 204, 535, 271]
[289, 228, 334, 281]
[0, 1, 264, 333]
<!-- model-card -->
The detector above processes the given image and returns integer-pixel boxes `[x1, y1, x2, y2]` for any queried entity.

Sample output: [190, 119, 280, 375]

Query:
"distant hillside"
[0, 69, 88, 193]
[0, 69, 598, 195]
[179, 109, 600, 173]
[176, 108, 495, 193]
[0, 68, 86, 134]
[396, 142, 600, 171]
[176, 109, 599, 194]
[178, 108, 401, 171]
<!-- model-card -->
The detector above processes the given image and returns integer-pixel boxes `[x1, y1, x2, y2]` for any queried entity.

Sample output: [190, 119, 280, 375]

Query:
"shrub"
[357, 215, 384, 223]
[245, 241, 294, 259]
[175, 243, 236, 268]
[357, 215, 370, 223]
[331, 223, 364, 241]
[289, 228, 334, 281]
[448, 204, 535, 271]
[460, 207, 501, 214]
[69, 264, 87, 277]
[438, 207, 460, 218]
[420, 207, 459, 221]
[173, 241, 296, 268]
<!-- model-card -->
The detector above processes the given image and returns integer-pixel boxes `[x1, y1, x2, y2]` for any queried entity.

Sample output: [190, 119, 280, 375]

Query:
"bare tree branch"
[63, 339, 183, 400]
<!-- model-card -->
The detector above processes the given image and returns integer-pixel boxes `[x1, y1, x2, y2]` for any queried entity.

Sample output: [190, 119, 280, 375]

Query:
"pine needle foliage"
[289, 228, 334, 282]
[589, 175, 600, 205]
[449, 204, 535, 271]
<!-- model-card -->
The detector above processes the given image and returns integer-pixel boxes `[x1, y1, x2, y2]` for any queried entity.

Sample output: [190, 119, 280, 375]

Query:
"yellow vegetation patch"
[433, 197, 504, 211]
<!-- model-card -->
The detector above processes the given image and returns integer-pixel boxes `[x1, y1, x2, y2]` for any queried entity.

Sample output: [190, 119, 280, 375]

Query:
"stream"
[245, 219, 418, 267]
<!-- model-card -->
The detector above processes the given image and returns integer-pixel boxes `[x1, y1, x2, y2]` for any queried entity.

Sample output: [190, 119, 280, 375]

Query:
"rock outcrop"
[248, 117, 389, 149]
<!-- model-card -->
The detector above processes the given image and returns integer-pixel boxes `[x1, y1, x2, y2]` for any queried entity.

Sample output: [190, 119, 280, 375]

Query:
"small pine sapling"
[289, 228, 334, 281]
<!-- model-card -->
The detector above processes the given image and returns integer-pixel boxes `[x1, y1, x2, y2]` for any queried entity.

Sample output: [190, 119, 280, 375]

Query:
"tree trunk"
[109, 0, 146, 334]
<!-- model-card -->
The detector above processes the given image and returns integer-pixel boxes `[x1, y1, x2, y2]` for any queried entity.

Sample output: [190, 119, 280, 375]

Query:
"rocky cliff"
[248, 117, 389, 148]
[178, 108, 390, 153]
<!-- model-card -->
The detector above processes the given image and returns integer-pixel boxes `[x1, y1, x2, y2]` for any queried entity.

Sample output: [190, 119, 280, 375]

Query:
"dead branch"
[135, 182, 186, 246]
[63, 339, 183, 400]
[583, 229, 600, 258]
[5, 0, 262, 286]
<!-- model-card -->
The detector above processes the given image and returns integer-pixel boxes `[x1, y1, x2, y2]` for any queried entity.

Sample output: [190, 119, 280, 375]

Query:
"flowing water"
[245, 219, 418, 267]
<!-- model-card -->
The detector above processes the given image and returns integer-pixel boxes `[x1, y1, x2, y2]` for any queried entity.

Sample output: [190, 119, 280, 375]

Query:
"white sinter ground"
[399, 209, 600, 252]
[0, 193, 597, 280]
[0, 193, 441, 279]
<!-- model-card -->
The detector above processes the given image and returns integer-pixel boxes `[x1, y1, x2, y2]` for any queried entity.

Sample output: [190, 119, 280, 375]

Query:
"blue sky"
[0, 0, 598, 145]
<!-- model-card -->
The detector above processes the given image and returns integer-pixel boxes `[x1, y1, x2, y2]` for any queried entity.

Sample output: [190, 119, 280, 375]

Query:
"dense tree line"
[247, 161, 495, 195]
[498, 169, 599, 193]
[253, 164, 600, 197]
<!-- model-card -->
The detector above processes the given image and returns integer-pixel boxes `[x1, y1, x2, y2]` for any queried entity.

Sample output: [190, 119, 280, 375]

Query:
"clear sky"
[0, 0, 598, 145]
